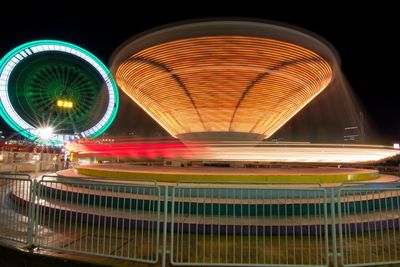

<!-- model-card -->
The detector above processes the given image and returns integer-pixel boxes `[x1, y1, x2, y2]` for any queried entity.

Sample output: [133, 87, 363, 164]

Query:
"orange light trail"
[116, 36, 333, 139]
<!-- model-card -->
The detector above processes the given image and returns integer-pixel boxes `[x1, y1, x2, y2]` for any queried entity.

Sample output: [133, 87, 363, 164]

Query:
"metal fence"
[171, 186, 329, 266]
[0, 174, 33, 244]
[338, 187, 400, 266]
[0, 174, 399, 267]
[34, 178, 161, 263]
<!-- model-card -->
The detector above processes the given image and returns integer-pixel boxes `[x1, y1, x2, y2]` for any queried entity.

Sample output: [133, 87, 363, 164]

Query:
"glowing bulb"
[38, 127, 54, 140]
[394, 143, 400, 149]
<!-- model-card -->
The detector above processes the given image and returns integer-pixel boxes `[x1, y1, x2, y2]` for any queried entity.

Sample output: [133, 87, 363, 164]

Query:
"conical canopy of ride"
[112, 21, 337, 141]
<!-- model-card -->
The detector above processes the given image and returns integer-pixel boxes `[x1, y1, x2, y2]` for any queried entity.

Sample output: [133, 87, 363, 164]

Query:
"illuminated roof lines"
[127, 56, 206, 131]
[228, 56, 325, 131]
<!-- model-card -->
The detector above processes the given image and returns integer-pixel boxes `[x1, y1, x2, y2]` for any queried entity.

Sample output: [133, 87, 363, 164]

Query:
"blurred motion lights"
[112, 20, 338, 141]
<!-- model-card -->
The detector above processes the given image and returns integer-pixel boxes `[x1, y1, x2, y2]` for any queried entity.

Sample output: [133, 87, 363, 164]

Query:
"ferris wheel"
[0, 40, 119, 144]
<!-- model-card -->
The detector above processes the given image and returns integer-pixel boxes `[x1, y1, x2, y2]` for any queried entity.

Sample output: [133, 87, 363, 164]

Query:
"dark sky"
[0, 2, 398, 144]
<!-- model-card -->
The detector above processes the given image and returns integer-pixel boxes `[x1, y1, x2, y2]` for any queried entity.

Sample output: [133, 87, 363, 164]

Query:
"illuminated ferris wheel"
[0, 40, 119, 144]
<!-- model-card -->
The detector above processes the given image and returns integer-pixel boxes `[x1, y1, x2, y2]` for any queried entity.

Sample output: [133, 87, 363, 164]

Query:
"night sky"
[0, 3, 398, 144]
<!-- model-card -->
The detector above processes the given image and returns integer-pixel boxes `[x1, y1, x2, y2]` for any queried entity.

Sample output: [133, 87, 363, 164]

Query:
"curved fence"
[0, 174, 400, 267]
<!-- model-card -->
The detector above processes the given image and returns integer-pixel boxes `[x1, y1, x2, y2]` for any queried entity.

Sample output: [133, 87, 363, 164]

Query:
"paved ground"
[0, 241, 158, 267]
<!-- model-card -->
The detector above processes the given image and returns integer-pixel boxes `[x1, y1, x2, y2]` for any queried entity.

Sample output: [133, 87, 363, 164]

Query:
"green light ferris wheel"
[0, 40, 119, 144]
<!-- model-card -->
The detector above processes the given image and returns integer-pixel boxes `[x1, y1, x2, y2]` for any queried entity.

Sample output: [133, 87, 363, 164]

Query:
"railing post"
[27, 179, 37, 248]
[337, 188, 344, 267]
[161, 186, 169, 267]
[330, 188, 338, 267]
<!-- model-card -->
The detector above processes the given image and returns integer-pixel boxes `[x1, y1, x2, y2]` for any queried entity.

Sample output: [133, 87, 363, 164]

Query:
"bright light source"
[38, 127, 54, 140]
[394, 143, 400, 149]
[56, 99, 73, 109]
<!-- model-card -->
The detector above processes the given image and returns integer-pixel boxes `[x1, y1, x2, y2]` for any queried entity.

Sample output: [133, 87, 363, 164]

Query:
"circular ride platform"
[73, 164, 382, 183]
[8, 168, 400, 236]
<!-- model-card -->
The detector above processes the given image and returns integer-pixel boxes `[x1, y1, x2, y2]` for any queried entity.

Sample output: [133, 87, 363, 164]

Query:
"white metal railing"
[0, 174, 33, 244]
[170, 186, 329, 266]
[0, 174, 399, 267]
[338, 187, 400, 267]
[34, 178, 161, 263]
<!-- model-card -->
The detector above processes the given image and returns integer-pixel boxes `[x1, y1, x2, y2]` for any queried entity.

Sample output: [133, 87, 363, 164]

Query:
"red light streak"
[66, 138, 400, 163]
[66, 137, 204, 159]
